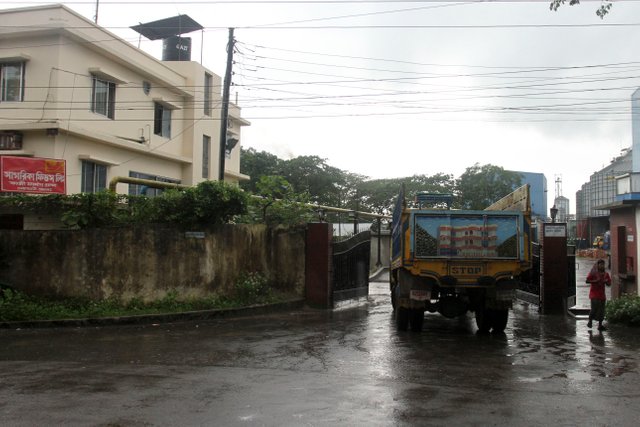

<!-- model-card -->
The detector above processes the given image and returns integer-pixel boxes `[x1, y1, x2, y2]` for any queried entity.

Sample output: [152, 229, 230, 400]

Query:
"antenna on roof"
[94, 0, 100, 24]
[554, 174, 563, 199]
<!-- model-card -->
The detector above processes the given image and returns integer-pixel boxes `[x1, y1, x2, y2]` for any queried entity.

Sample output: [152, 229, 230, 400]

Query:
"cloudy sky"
[6, 0, 640, 213]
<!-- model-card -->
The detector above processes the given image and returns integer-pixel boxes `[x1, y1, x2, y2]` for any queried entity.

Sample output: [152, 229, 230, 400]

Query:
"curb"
[0, 298, 306, 329]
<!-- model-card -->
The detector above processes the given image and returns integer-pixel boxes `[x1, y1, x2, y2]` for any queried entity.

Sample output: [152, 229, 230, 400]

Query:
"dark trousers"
[589, 299, 606, 322]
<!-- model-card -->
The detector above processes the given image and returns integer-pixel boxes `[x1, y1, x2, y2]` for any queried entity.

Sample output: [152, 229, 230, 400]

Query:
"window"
[1, 62, 25, 102]
[91, 75, 116, 119]
[204, 73, 212, 116]
[154, 102, 172, 138]
[202, 135, 211, 178]
[128, 171, 180, 197]
[81, 161, 107, 193]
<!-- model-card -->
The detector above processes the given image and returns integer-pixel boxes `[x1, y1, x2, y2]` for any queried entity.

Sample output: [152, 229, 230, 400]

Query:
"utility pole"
[218, 28, 235, 181]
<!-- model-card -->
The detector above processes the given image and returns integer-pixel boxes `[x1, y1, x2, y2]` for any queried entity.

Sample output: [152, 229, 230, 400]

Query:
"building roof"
[596, 199, 640, 211]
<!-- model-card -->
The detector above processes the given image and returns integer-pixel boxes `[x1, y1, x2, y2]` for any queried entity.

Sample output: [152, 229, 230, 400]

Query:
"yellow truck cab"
[390, 185, 532, 333]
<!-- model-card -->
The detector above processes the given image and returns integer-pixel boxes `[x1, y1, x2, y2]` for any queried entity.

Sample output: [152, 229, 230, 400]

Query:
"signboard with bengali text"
[1, 156, 66, 194]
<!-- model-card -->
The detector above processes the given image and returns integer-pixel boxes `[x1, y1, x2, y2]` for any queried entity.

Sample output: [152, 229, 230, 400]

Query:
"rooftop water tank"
[162, 36, 192, 61]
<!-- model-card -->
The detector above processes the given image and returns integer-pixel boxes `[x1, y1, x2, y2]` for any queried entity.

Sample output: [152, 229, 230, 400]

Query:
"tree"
[280, 155, 348, 206]
[456, 164, 523, 210]
[242, 175, 313, 226]
[549, 0, 612, 19]
[355, 173, 456, 216]
[239, 148, 282, 193]
[240, 150, 354, 207]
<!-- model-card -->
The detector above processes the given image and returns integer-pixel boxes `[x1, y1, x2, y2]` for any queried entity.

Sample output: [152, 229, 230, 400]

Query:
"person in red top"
[586, 259, 611, 331]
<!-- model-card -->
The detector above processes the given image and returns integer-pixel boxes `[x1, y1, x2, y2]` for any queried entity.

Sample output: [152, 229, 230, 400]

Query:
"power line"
[4, 1, 638, 4]
[247, 1, 474, 27]
[3, 22, 640, 30]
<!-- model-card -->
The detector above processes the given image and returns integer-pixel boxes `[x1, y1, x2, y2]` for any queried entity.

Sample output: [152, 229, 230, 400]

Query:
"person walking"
[586, 259, 611, 331]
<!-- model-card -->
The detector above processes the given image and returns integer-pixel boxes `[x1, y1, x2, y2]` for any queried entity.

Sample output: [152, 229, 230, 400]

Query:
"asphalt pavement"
[1, 273, 638, 426]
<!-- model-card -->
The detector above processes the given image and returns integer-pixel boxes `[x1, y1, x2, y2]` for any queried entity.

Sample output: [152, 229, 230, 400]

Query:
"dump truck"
[390, 184, 532, 333]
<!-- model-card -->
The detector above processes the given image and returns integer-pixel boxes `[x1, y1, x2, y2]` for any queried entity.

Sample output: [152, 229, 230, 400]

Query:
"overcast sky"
[6, 0, 640, 213]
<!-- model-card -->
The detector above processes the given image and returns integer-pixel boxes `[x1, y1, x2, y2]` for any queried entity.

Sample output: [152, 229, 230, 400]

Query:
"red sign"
[1, 156, 66, 194]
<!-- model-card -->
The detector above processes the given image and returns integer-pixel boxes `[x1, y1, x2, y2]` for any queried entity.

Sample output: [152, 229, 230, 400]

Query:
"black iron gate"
[517, 242, 541, 305]
[331, 231, 371, 304]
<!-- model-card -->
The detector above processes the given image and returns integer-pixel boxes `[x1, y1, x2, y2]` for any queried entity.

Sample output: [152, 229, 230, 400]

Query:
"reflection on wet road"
[1, 281, 639, 426]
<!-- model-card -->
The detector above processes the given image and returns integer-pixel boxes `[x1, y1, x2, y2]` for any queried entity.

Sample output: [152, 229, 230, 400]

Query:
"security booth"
[596, 173, 640, 298]
[610, 205, 638, 298]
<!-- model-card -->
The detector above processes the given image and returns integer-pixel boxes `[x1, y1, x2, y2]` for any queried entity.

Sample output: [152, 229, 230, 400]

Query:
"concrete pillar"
[541, 222, 569, 314]
[305, 223, 333, 308]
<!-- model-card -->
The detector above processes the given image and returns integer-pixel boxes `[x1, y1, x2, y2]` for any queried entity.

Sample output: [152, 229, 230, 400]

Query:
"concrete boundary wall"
[0, 225, 306, 302]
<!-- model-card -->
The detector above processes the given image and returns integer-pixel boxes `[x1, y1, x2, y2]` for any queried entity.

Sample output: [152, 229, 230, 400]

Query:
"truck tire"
[491, 309, 509, 333]
[410, 309, 424, 332]
[475, 308, 492, 334]
[396, 307, 409, 331]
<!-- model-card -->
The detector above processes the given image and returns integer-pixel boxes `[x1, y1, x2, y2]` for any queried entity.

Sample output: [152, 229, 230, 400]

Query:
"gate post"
[305, 223, 333, 308]
[540, 222, 568, 314]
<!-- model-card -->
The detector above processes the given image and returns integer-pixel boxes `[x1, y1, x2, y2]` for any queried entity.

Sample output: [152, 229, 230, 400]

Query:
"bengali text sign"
[1, 156, 66, 194]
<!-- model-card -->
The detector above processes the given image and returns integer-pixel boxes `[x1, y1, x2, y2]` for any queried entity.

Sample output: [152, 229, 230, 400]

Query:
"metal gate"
[331, 231, 371, 304]
[517, 242, 541, 305]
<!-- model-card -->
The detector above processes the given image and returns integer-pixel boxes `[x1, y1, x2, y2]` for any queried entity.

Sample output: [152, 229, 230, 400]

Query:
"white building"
[0, 4, 249, 201]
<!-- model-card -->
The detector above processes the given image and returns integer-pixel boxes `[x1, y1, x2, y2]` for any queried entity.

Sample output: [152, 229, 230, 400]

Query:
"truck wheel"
[410, 309, 424, 332]
[475, 308, 492, 334]
[396, 307, 409, 331]
[491, 309, 509, 333]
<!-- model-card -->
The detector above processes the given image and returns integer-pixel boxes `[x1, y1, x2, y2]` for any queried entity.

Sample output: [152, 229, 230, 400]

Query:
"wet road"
[1, 281, 639, 426]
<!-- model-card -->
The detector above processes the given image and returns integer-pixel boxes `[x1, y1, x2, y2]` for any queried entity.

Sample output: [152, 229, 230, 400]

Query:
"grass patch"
[0, 273, 291, 323]
[606, 295, 640, 326]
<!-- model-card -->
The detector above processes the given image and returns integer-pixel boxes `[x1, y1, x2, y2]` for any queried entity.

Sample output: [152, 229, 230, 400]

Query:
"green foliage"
[549, 0, 613, 19]
[281, 155, 346, 206]
[0, 181, 248, 229]
[240, 175, 314, 226]
[455, 164, 523, 210]
[0, 193, 68, 212]
[60, 192, 122, 228]
[152, 181, 248, 228]
[0, 274, 281, 322]
[357, 173, 456, 215]
[240, 148, 352, 208]
[233, 272, 273, 305]
[239, 147, 283, 193]
[241, 148, 523, 219]
[606, 295, 640, 326]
